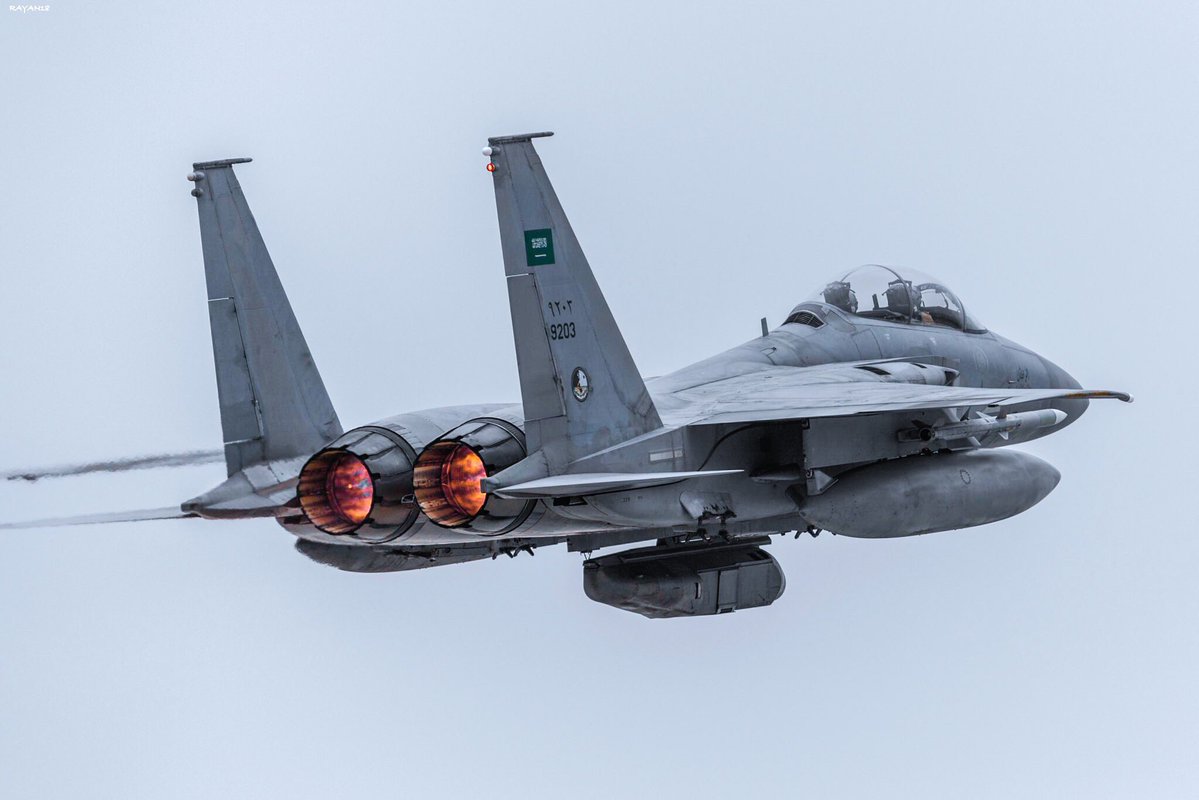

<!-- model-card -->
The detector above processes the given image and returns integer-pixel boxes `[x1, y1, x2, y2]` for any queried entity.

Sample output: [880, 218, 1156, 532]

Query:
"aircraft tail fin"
[189, 159, 342, 475]
[486, 133, 661, 469]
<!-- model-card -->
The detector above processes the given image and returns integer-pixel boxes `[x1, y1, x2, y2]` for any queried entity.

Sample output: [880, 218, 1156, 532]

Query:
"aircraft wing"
[0, 507, 197, 530]
[677, 371, 1131, 425]
[492, 469, 743, 499]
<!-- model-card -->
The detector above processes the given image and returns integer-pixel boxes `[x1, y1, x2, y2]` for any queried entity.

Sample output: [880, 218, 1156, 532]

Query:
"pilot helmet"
[822, 281, 858, 313]
[884, 279, 919, 318]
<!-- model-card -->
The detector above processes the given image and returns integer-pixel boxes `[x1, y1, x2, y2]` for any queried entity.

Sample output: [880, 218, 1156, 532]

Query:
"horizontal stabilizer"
[492, 469, 743, 499]
[0, 507, 195, 530]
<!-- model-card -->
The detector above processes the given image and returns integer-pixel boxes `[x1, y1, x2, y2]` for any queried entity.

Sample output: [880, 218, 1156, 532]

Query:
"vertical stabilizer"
[189, 159, 342, 475]
[486, 134, 661, 470]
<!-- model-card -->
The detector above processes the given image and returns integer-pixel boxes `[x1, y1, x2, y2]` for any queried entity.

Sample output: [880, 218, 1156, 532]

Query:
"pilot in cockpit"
[807, 267, 982, 330]
[822, 280, 858, 313]
[885, 279, 934, 324]
[884, 279, 915, 318]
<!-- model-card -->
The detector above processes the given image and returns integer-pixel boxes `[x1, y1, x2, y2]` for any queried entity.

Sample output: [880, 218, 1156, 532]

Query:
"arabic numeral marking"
[548, 322, 576, 341]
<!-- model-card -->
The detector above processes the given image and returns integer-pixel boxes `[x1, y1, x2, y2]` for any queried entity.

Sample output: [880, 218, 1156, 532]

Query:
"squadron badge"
[571, 367, 590, 402]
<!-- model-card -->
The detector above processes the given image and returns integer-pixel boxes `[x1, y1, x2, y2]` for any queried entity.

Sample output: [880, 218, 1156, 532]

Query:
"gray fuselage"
[286, 299, 1085, 561]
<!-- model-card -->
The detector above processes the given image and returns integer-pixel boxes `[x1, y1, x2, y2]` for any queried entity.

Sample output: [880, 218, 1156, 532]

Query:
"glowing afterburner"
[413, 418, 534, 534]
[297, 427, 420, 542]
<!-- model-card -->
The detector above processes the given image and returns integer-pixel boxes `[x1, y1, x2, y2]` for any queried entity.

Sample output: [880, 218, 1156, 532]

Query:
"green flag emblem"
[524, 228, 555, 267]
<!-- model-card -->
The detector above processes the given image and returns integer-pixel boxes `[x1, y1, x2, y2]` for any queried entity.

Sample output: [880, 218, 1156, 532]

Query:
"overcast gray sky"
[2, 1, 1196, 797]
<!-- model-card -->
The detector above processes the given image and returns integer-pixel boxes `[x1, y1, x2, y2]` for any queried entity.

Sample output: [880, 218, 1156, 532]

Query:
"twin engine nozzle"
[296, 418, 533, 540]
[296, 427, 419, 542]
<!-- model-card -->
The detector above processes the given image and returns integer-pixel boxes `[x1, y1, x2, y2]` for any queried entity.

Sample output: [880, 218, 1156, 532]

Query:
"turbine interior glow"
[326, 454, 373, 526]
[414, 439, 493, 528]
[297, 449, 376, 535]
[441, 445, 487, 517]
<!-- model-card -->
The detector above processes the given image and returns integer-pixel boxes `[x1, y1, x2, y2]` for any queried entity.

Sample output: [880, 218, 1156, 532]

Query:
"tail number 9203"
[548, 322, 577, 341]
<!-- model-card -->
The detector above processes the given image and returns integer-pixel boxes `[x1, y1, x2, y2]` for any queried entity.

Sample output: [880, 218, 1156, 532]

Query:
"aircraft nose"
[1040, 355, 1089, 424]
[1041, 356, 1082, 391]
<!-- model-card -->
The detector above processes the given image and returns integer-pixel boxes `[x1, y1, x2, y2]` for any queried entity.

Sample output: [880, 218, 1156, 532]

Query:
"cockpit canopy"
[797, 265, 986, 332]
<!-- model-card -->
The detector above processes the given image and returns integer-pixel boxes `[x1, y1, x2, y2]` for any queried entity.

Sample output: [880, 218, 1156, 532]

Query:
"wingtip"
[1065, 390, 1134, 403]
[191, 157, 253, 170]
[486, 132, 554, 146]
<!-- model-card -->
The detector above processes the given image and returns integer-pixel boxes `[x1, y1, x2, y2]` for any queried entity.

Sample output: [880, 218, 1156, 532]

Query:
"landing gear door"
[717, 569, 740, 613]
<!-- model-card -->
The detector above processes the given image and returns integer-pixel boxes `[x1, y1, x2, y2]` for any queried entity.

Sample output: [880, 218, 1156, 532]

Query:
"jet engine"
[413, 418, 534, 534]
[297, 427, 419, 542]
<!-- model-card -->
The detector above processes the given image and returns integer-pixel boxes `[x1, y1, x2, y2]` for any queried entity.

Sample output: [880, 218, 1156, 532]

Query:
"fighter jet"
[2, 132, 1130, 618]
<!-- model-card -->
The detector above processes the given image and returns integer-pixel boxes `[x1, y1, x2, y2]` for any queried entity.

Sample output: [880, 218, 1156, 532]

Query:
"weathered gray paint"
[583, 539, 786, 618]
[190, 160, 342, 474]
[800, 449, 1061, 538]
[2, 140, 1133, 616]
[487, 134, 662, 470]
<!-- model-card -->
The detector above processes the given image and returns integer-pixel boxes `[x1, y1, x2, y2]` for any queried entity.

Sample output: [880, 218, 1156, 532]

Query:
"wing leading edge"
[0, 507, 197, 530]
[492, 469, 744, 499]
[679, 379, 1131, 426]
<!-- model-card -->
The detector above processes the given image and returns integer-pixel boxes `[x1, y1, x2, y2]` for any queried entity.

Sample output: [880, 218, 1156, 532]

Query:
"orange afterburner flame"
[326, 454, 373, 526]
[413, 439, 492, 528]
[441, 445, 487, 517]
[297, 449, 376, 534]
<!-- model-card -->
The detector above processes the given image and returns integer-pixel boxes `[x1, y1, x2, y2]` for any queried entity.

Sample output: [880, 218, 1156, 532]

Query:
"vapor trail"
[2, 449, 225, 481]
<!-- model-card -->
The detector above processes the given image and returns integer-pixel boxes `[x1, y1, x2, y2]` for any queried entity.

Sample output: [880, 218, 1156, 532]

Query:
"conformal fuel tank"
[801, 449, 1060, 538]
[583, 539, 786, 619]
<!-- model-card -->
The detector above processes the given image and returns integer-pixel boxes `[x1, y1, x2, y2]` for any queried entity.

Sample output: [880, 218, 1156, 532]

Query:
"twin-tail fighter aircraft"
[3, 132, 1130, 617]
